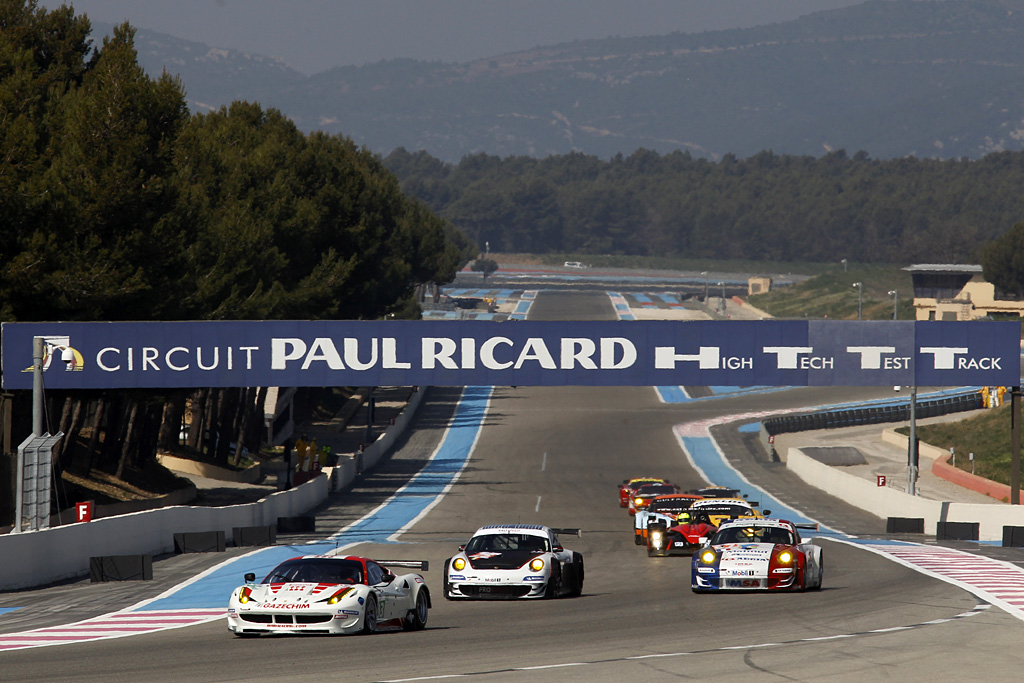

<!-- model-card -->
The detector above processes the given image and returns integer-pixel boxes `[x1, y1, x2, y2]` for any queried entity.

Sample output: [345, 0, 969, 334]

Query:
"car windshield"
[263, 558, 364, 584]
[712, 526, 797, 545]
[466, 533, 549, 553]
[638, 484, 676, 497]
[692, 504, 754, 518]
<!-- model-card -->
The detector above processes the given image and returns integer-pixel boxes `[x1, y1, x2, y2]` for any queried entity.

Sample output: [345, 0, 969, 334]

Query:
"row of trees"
[384, 147, 1024, 266]
[0, 1, 474, 514]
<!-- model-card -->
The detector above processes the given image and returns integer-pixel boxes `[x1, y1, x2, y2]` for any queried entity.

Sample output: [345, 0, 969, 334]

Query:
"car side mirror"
[762, 509, 771, 516]
[244, 572, 256, 583]
[378, 572, 396, 585]
[459, 544, 466, 551]
[553, 546, 563, 552]
[698, 537, 708, 546]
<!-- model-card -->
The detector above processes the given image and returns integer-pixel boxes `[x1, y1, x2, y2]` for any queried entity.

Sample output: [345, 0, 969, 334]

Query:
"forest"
[384, 147, 1024, 266]
[0, 1, 473, 520]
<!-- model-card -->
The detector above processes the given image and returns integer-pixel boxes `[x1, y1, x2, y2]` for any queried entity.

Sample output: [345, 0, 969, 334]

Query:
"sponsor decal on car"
[448, 574, 466, 581]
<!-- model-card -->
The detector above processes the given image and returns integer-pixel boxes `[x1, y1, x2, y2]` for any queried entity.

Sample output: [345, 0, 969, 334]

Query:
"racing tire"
[568, 553, 584, 597]
[544, 565, 562, 599]
[634, 532, 644, 546]
[361, 595, 378, 634]
[810, 553, 824, 591]
[404, 589, 429, 631]
[442, 560, 456, 600]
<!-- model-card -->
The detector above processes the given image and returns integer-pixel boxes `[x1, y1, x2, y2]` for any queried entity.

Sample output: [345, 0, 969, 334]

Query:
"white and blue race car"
[443, 524, 584, 599]
[691, 518, 823, 592]
[227, 554, 430, 636]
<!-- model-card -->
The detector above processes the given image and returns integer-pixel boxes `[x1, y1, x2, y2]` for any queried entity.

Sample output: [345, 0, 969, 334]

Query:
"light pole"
[718, 281, 726, 315]
[889, 289, 898, 320]
[841, 258, 848, 272]
[852, 282, 862, 320]
[701, 271, 708, 302]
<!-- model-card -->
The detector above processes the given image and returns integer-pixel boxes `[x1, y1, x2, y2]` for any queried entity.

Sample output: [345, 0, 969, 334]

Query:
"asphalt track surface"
[4, 291, 1024, 682]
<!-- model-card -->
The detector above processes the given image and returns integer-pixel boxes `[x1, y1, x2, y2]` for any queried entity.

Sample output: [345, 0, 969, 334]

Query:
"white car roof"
[718, 518, 795, 531]
[474, 524, 550, 537]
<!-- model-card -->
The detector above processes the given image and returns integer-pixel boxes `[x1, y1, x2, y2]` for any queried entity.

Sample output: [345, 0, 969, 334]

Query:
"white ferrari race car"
[444, 524, 584, 599]
[227, 554, 430, 636]
[691, 518, 823, 592]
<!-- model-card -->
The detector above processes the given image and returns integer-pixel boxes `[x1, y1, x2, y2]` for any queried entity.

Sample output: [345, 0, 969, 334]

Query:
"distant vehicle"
[692, 518, 823, 592]
[564, 261, 585, 268]
[443, 524, 583, 600]
[627, 482, 681, 515]
[226, 555, 430, 636]
[633, 493, 703, 545]
[619, 477, 669, 507]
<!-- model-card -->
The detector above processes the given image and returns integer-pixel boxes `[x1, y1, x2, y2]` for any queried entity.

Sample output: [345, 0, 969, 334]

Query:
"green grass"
[898, 402, 1019, 488]
[749, 264, 914, 320]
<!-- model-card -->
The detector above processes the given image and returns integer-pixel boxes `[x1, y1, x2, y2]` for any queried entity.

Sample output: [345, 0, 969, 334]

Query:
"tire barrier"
[232, 525, 277, 547]
[1003, 526, 1024, 547]
[763, 391, 983, 438]
[887, 517, 925, 533]
[89, 554, 153, 582]
[173, 530, 227, 554]
[936, 521, 980, 541]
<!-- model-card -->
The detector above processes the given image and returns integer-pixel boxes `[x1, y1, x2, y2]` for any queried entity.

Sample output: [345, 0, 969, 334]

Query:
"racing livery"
[226, 555, 430, 636]
[444, 524, 584, 600]
[633, 493, 703, 545]
[691, 518, 823, 592]
[648, 498, 766, 557]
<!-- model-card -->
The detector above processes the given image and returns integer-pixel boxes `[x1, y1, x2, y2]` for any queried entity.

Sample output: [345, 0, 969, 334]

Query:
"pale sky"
[54, 0, 866, 75]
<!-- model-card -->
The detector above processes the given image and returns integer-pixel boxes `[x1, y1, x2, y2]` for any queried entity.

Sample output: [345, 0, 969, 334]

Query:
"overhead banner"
[1, 320, 1019, 389]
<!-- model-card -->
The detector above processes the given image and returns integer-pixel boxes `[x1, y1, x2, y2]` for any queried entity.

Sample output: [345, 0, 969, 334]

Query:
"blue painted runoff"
[135, 386, 493, 611]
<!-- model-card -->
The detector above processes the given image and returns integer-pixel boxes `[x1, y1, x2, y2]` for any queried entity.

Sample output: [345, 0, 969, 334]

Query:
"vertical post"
[32, 337, 44, 437]
[907, 386, 918, 496]
[1012, 386, 1021, 505]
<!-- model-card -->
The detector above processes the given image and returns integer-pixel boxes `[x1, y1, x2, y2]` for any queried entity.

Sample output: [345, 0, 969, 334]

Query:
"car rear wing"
[377, 560, 429, 571]
[795, 523, 819, 531]
[551, 528, 581, 537]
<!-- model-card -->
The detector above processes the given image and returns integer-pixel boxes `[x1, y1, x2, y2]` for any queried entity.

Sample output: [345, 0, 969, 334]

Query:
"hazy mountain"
[99, 0, 1024, 162]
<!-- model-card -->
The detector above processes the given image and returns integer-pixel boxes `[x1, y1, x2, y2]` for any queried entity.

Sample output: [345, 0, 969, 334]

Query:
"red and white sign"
[768, 434, 775, 444]
[876, 475, 887, 487]
[75, 501, 94, 523]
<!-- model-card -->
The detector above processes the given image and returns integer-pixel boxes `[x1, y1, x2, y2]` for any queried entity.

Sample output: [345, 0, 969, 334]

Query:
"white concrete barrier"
[0, 474, 328, 590]
[0, 386, 428, 590]
[786, 446, 1024, 541]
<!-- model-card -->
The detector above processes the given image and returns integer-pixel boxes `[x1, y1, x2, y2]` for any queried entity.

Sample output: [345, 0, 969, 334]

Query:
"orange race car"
[627, 482, 681, 516]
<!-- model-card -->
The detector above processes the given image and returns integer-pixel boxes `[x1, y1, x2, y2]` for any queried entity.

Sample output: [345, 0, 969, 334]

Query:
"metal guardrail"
[763, 391, 983, 437]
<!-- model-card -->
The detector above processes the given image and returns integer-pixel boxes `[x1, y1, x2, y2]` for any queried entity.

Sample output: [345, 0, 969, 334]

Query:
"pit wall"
[786, 445, 1024, 541]
[0, 386, 425, 591]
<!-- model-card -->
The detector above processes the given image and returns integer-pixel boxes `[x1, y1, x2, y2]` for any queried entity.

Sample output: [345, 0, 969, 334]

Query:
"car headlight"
[326, 587, 354, 605]
[529, 558, 545, 572]
[453, 558, 466, 571]
[634, 497, 644, 506]
[777, 550, 793, 564]
[700, 549, 717, 564]
[238, 587, 253, 604]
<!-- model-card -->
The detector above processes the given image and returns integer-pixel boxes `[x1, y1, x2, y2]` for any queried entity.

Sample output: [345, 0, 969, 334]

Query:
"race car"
[633, 493, 703, 545]
[619, 477, 668, 507]
[646, 497, 766, 557]
[627, 482, 681, 515]
[226, 554, 430, 636]
[686, 486, 742, 498]
[443, 524, 584, 600]
[691, 518, 823, 592]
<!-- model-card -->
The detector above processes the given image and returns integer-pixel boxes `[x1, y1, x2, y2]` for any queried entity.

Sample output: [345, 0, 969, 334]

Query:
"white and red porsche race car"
[226, 554, 430, 636]
[443, 524, 584, 599]
[691, 518, 823, 592]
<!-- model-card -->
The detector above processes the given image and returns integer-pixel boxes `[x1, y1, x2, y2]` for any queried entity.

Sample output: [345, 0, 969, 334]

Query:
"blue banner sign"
[1, 320, 1019, 390]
